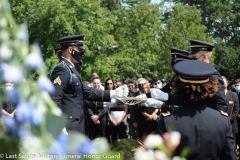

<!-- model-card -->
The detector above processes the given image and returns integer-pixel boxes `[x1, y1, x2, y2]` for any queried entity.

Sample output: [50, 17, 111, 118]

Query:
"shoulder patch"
[53, 76, 62, 86]
[220, 110, 228, 117]
[162, 111, 171, 117]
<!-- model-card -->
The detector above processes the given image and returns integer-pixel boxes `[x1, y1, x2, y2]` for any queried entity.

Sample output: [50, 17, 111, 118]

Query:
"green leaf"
[45, 113, 67, 138]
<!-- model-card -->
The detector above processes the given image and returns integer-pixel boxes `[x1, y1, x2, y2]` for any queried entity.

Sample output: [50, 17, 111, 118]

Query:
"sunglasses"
[107, 83, 113, 85]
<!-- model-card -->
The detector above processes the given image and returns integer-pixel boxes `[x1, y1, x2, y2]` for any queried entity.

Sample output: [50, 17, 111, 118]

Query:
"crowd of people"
[83, 73, 240, 147]
[83, 74, 167, 142]
[1, 34, 240, 159]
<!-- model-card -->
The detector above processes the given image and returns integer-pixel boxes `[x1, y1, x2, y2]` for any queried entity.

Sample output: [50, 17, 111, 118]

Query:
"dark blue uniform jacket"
[157, 102, 236, 160]
[50, 58, 111, 134]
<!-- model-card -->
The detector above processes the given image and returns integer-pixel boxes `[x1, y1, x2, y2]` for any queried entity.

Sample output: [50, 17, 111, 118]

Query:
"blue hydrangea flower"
[50, 141, 67, 155]
[18, 125, 32, 138]
[30, 107, 43, 126]
[50, 134, 69, 155]
[16, 102, 43, 126]
[25, 52, 43, 70]
[16, 102, 32, 123]
[57, 134, 69, 144]
[37, 76, 55, 94]
[77, 140, 97, 155]
[6, 89, 19, 104]
[1, 64, 24, 84]
[2, 115, 18, 134]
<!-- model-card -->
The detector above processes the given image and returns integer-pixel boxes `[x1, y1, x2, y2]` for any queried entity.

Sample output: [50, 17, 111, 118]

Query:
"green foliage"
[172, 0, 240, 82]
[9, 0, 212, 83]
[109, 138, 138, 160]
[160, 4, 211, 76]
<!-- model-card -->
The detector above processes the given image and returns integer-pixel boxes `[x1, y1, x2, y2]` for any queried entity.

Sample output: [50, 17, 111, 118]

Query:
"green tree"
[171, 0, 240, 82]
[158, 4, 211, 79]
[112, 2, 164, 81]
[9, 0, 117, 81]
[9, 0, 212, 83]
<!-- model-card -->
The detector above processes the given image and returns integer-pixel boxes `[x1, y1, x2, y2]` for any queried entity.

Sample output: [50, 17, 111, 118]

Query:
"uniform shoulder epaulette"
[58, 61, 66, 67]
[162, 111, 171, 117]
[220, 110, 228, 117]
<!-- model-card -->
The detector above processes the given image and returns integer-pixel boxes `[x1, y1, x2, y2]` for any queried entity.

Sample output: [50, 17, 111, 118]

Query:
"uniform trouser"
[111, 122, 127, 142]
[88, 115, 107, 140]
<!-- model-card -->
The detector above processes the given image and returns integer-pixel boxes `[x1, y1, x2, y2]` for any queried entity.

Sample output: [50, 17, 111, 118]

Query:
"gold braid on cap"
[176, 58, 190, 61]
[179, 75, 209, 84]
[191, 45, 210, 47]
[59, 40, 84, 44]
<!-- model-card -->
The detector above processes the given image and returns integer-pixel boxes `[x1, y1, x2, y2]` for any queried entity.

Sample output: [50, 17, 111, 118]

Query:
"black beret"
[170, 48, 195, 62]
[173, 60, 216, 83]
[57, 35, 85, 50]
[189, 40, 214, 55]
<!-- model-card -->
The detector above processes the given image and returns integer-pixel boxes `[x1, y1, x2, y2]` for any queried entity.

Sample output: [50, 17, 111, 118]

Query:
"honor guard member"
[161, 48, 195, 112]
[161, 48, 195, 93]
[145, 41, 228, 112]
[50, 35, 128, 134]
[188, 40, 228, 112]
[157, 60, 236, 160]
[55, 47, 62, 61]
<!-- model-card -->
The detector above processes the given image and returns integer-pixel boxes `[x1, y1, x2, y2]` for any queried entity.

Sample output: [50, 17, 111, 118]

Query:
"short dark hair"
[153, 78, 160, 83]
[127, 79, 135, 84]
[234, 79, 240, 84]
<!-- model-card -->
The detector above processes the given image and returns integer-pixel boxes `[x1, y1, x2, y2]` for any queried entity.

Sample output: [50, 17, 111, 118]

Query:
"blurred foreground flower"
[16, 102, 43, 125]
[25, 44, 44, 70]
[50, 134, 69, 155]
[0, 45, 12, 60]
[1, 64, 24, 84]
[144, 134, 163, 149]
[134, 132, 186, 160]
[37, 76, 55, 94]
[6, 88, 19, 104]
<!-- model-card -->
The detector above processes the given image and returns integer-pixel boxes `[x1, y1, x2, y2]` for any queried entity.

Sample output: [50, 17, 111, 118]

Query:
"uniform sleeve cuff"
[146, 93, 151, 98]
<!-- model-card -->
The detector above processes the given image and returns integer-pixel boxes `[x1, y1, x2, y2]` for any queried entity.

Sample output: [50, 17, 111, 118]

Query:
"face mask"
[235, 86, 240, 93]
[74, 63, 82, 72]
[5, 86, 13, 91]
[157, 84, 162, 89]
[71, 50, 83, 63]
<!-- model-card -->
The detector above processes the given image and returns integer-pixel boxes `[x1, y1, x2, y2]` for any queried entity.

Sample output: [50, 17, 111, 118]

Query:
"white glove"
[103, 99, 116, 108]
[141, 98, 163, 108]
[136, 94, 147, 98]
[110, 86, 129, 99]
[150, 88, 168, 101]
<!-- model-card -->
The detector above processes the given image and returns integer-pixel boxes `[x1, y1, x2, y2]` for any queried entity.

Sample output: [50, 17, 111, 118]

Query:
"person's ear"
[202, 54, 207, 61]
[68, 46, 73, 54]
